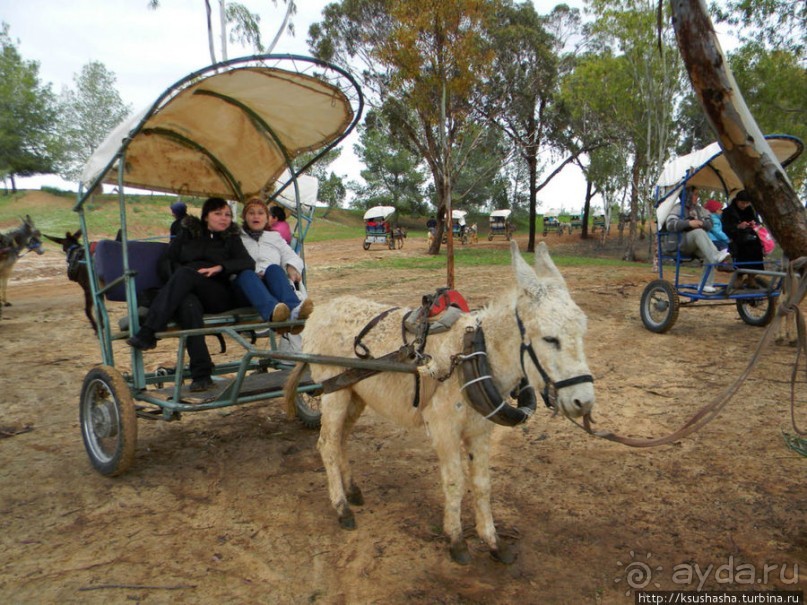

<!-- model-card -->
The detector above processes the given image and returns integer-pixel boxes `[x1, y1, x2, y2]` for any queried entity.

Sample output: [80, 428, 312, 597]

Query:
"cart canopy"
[490, 209, 512, 220]
[654, 134, 803, 224]
[363, 206, 396, 221]
[79, 55, 361, 205]
[451, 210, 467, 225]
[543, 208, 561, 217]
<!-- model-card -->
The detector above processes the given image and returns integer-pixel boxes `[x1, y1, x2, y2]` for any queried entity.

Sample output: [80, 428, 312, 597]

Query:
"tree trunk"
[670, 0, 807, 259]
[527, 151, 538, 253]
[581, 180, 593, 240]
[623, 155, 641, 261]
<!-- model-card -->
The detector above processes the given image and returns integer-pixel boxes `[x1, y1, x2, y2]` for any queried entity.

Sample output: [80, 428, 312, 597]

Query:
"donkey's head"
[15, 215, 44, 255]
[511, 241, 594, 419]
[43, 229, 82, 254]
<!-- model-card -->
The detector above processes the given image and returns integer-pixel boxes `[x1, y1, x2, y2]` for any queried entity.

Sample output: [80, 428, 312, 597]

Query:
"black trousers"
[143, 267, 238, 380]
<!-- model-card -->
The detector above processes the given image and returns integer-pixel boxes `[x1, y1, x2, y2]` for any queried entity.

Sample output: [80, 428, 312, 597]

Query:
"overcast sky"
[3, 0, 720, 212]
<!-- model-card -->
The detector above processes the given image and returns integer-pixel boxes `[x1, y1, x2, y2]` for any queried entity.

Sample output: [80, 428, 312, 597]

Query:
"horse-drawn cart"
[487, 209, 513, 241]
[72, 54, 403, 475]
[542, 209, 565, 236]
[362, 205, 398, 250]
[640, 134, 803, 333]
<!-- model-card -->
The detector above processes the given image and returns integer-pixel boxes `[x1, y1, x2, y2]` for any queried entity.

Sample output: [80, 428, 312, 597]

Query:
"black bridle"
[516, 311, 594, 412]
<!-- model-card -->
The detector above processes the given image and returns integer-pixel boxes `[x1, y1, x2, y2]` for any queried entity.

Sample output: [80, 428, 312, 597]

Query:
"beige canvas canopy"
[79, 55, 362, 205]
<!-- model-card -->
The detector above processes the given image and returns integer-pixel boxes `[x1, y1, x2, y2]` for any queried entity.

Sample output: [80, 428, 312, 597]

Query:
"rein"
[573, 256, 807, 449]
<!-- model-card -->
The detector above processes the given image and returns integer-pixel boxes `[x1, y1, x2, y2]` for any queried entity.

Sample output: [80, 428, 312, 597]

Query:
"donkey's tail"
[283, 362, 309, 419]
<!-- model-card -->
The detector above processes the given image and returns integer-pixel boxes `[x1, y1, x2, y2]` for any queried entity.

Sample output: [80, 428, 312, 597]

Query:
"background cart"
[487, 209, 513, 240]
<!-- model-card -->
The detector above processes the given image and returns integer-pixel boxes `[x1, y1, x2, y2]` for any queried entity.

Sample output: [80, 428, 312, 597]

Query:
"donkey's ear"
[533, 242, 566, 285]
[43, 233, 62, 244]
[510, 241, 542, 291]
[72, 229, 82, 239]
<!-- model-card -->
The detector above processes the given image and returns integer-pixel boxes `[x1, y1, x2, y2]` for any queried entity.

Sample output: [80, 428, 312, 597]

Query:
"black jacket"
[159, 215, 255, 282]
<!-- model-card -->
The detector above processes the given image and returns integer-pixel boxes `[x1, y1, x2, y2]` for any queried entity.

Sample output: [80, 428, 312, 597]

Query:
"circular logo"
[615, 551, 663, 596]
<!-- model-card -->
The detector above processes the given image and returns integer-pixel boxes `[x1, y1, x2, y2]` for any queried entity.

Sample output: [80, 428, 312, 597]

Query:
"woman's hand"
[286, 266, 301, 283]
[198, 265, 223, 278]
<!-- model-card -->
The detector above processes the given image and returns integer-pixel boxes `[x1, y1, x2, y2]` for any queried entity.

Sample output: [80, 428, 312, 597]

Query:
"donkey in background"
[285, 241, 595, 564]
[43, 230, 96, 333]
[0, 215, 44, 315]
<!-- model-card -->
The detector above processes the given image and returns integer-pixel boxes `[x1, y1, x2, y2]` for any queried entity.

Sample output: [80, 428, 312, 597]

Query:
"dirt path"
[0, 234, 804, 604]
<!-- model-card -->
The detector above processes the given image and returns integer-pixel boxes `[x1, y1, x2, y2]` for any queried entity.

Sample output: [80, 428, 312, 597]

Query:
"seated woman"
[722, 190, 765, 277]
[127, 197, 255, 392]
[234, 198, 313, 335]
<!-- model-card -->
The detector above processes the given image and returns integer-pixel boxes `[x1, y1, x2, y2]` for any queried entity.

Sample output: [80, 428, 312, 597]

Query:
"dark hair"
[269, 205, 287, 222]
[201, 197, 231, 223]
[734, 190, 753, 203]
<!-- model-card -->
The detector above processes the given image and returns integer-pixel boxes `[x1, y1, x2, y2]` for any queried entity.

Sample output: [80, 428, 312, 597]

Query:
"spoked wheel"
[295, 393, 321, 429]
[640, 279, 680, 333]
[363, 241, 371, 251]
[736, 294, 776, 327]
[80, 365, 137, 476]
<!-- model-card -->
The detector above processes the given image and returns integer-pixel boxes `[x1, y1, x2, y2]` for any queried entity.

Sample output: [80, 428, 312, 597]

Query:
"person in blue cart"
[169, 201, 188, 238]
[665, 186, 730, 293]
[127, 197, 255, 392]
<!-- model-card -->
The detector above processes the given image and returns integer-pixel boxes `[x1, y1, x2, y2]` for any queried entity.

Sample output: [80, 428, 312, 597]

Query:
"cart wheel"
[640, 279, 680, 333]
[363, 241, 371, 251]
[736, 294, 776, 327]
[295, 393, 321, 429]
[80, 365, 137, 476]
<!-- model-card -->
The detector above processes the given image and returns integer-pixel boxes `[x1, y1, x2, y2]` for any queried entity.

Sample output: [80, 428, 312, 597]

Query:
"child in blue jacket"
[704, 199, 730, 251]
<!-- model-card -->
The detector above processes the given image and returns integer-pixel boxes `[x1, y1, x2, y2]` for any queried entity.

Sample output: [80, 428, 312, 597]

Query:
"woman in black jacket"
[722, 190, 764, 273]
[127, 197, 255, 391]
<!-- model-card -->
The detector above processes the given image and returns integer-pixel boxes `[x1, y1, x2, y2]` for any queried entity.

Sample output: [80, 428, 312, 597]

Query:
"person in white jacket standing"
[235, 198, 313, 334]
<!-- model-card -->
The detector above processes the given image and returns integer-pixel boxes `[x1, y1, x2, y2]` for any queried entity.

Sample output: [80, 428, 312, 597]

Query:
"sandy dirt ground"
[0, 220, 805, 604]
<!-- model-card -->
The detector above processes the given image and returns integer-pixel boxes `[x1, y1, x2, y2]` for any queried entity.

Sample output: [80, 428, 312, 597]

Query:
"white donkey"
[285, 241, 595, 564]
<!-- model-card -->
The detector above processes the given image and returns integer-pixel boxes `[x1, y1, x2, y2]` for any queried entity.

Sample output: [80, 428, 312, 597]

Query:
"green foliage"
[309, 0, 503, 253]
[0, 24, 59, 187]
[351, 110, 428, 214]
[728, 44, 806, 193]
[54, 61, 132, 183]
[713, 0, 806, 60]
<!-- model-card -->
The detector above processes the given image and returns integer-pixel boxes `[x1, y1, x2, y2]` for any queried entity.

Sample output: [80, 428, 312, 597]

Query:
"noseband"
[515, 311, 594, 413]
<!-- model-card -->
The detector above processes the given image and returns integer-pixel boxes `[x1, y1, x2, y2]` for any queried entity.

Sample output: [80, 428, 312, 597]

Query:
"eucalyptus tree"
[351, 110, 428, 214]
[54, 61, 132, 182]
[0, 24, 59, 192]
[146, 0, 295, 63]
[309, 0, 501, 258]
[483, 1, 562, 250]
[581, 0, 685, 261]
[671, 1, 806, 259]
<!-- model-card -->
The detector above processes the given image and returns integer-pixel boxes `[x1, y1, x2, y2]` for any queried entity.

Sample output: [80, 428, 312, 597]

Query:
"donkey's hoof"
[338, 510, 356, 530]
[449, 540, 471, 565]
[490, 542, 517, 565]
[346, 484, 364, 506]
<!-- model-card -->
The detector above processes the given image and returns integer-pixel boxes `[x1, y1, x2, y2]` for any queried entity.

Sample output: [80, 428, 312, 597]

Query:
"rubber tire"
[640, 279, 680, 333]
[488, 234, 494, 241]
[295, 393, 321, 429]
[362, 241, 371, 251]
[736, 295, 776, 327]
[80, 365, 137, 476]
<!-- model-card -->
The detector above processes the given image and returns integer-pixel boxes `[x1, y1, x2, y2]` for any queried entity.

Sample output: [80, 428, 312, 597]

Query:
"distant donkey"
[43, 230, 96, 333]
[0, 215, 45, 315]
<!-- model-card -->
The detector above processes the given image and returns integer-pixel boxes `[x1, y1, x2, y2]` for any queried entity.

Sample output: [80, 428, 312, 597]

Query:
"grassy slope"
[1, 189, 634, 269]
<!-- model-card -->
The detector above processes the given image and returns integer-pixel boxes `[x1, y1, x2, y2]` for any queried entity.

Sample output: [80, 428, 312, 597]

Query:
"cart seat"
[116, 306, 263, 333]
[94, 239, 169, 301]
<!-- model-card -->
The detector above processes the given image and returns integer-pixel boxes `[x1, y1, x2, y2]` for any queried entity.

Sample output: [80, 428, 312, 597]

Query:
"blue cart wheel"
[80, 366, 137, 476]
[736, 293, 776, 327]
[640, 279, 680, 333]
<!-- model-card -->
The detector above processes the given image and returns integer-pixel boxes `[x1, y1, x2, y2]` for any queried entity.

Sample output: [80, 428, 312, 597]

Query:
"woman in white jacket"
[234, 198, 313, 333]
